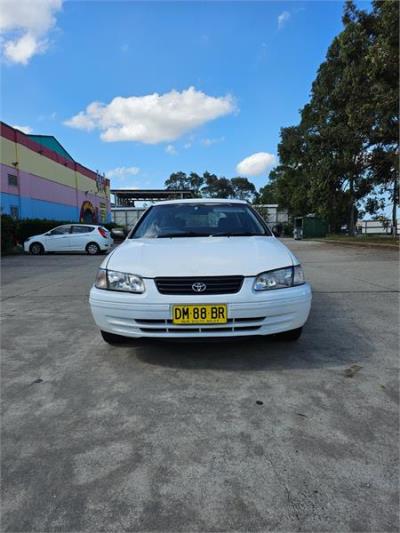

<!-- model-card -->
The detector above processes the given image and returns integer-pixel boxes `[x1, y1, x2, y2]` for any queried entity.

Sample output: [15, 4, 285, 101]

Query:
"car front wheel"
[30, 242, 44, 255]
[86, 242, 100, 255]
[101, 330, 129, 345]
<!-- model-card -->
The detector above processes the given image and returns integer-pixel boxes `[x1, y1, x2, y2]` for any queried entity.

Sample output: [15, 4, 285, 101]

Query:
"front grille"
[155, 276, 244, 295]
[139, 326, 261, 334]
[105, 315, 266, 336]
[134, 317, 265, 335]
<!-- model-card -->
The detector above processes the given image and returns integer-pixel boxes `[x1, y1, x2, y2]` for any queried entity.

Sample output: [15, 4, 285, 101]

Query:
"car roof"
[59, 223, 100, 227]
[152, 198, 248, 206]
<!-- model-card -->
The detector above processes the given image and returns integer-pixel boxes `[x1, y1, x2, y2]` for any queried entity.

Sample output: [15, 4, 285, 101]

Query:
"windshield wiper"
[157, 231, 210, 238]
[211, 232, 265, 237]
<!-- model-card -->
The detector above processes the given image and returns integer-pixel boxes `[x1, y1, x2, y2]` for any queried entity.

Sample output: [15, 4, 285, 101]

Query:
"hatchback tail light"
[98, 227, 108, 238]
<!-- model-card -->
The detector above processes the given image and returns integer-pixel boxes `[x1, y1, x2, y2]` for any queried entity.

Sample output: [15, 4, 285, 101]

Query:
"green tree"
[215, 177, 234, 198]
[201, 172, 219, 197]
[165, 172, 190, 190]
[231, 177, 256, 201]
[262, 1, 399, 235]
[188, 172, 204, 195]
[303, 7, 375, 234]
[364, 0, 399, 234]
[257, 182, 278, 205]
[202, 173, 234, 198]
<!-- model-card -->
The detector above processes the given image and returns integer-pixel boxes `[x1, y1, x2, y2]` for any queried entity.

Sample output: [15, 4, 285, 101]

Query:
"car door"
[44, 225, 72, 252]
[70, 225, 95, 251]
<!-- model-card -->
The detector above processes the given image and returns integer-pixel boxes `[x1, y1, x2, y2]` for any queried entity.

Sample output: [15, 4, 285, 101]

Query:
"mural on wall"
[99, 202, 107, 223]
[96, 171, 107, 194]
[80, 200, 96, 223]
[0, 123, 112, 222]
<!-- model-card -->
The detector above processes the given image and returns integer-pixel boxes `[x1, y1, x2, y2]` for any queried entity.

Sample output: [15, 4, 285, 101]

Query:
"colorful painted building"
[0, 122, 110, 223]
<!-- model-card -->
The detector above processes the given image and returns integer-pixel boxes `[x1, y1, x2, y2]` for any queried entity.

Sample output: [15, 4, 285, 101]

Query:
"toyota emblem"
[192, 282, 207, 293]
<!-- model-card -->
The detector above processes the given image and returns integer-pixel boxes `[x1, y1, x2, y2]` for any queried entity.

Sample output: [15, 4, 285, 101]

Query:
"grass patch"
[313, 234, 399, 247]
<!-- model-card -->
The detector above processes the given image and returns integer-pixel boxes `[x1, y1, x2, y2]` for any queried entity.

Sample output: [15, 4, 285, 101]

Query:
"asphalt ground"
[1, 239, 399, 532]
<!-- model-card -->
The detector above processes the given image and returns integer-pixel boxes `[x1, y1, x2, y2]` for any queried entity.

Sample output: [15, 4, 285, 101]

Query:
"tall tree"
[231, 177, 256, 201]
[165, 172, 190, 190]
[201, 172, 220, 197]
[364, 0, 399, 234]
[215, 177, 234, 198]
[303, 7, 375, 234]
[257, 181, 278, 205]
[188, 172, 204, 195]
[202, 173, 234, 198]
[261, 0, 398, 234]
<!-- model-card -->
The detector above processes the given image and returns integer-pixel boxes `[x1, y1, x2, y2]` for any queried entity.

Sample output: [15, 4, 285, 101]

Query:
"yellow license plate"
[172, 304, 227, 324]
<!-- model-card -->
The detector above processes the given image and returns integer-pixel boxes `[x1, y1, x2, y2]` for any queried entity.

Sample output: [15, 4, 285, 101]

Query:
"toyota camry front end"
[89, 199, 312, 343]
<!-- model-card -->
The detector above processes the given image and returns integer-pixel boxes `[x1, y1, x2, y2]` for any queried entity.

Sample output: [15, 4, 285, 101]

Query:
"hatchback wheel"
[86, 242, 100, 255]
[101, 330, 129, 345]
[30, 242, 44, 255]
[276, 327, 303, 341]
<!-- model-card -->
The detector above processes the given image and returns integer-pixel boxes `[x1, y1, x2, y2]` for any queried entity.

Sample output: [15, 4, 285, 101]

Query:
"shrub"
[16, 219, 75, 244]
[103, 222, 119, 231]
[1, 215, 17, 253]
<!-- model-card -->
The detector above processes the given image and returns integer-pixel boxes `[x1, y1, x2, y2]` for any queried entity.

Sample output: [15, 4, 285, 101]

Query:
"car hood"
[106, 236, 298, 277]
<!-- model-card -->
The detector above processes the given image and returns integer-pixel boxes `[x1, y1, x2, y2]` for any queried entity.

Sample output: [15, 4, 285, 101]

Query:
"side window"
[8, 175, 18, 187]
[49, 226, 70, 236]
[71, 226, 92, 234]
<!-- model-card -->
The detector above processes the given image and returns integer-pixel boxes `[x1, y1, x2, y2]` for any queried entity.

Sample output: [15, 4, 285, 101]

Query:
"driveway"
[1, 240, 399, 532]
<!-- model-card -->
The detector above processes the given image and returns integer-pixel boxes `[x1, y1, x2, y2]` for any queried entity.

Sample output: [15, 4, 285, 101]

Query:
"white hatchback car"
[24, 224, 113, 255]
[90, 199, 312, 343]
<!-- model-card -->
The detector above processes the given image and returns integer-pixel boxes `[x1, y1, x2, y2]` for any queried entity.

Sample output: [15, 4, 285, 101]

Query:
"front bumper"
[89, 279, 312, 339]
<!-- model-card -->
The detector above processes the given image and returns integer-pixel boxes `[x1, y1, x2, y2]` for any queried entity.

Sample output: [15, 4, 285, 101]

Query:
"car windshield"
[130, 203, 270, 239]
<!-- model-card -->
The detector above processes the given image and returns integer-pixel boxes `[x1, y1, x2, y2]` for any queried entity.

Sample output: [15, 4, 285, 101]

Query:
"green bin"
[294, 216, 328, 239]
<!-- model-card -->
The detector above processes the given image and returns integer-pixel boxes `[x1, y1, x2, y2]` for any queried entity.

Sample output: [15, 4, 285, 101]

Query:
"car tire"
[101, 330, 129, 345]
[30, 242, 44, 255]
[276, 327, 303, 341]
[86, 242, 100, 255]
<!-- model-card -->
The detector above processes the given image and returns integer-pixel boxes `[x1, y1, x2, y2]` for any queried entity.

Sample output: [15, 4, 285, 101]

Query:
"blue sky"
[1, 0, 370, 191]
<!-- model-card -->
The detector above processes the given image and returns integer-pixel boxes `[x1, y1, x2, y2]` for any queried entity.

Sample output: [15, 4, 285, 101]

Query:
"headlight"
[95, 268, 145, 293]
[254, 265, 305, 291]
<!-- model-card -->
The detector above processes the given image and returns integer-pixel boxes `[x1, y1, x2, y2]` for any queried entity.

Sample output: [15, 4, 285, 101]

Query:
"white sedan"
[90, 199, 312, 343]
[24, 224, 113, 255]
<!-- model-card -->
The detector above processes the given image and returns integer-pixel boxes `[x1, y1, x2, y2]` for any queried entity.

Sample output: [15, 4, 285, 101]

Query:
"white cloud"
[11, 124, 32, 134]
[64, 86, 236, 144]
[277, 11, 290, 30]
[201, 136, 225, 146]
[236, 152, 276, 177]
[106, 166, 140, 179]
[183, 142, 192, 149]
[0, 0, 63, 65]
[165, 144, 177, 155]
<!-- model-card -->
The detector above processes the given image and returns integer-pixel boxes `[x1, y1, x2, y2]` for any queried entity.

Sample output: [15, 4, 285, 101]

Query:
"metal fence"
[253, 205, 289, 224]
[111, 208, 146, 229]
[357, 220, 400, 235]
[111, 204, 290, 230]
